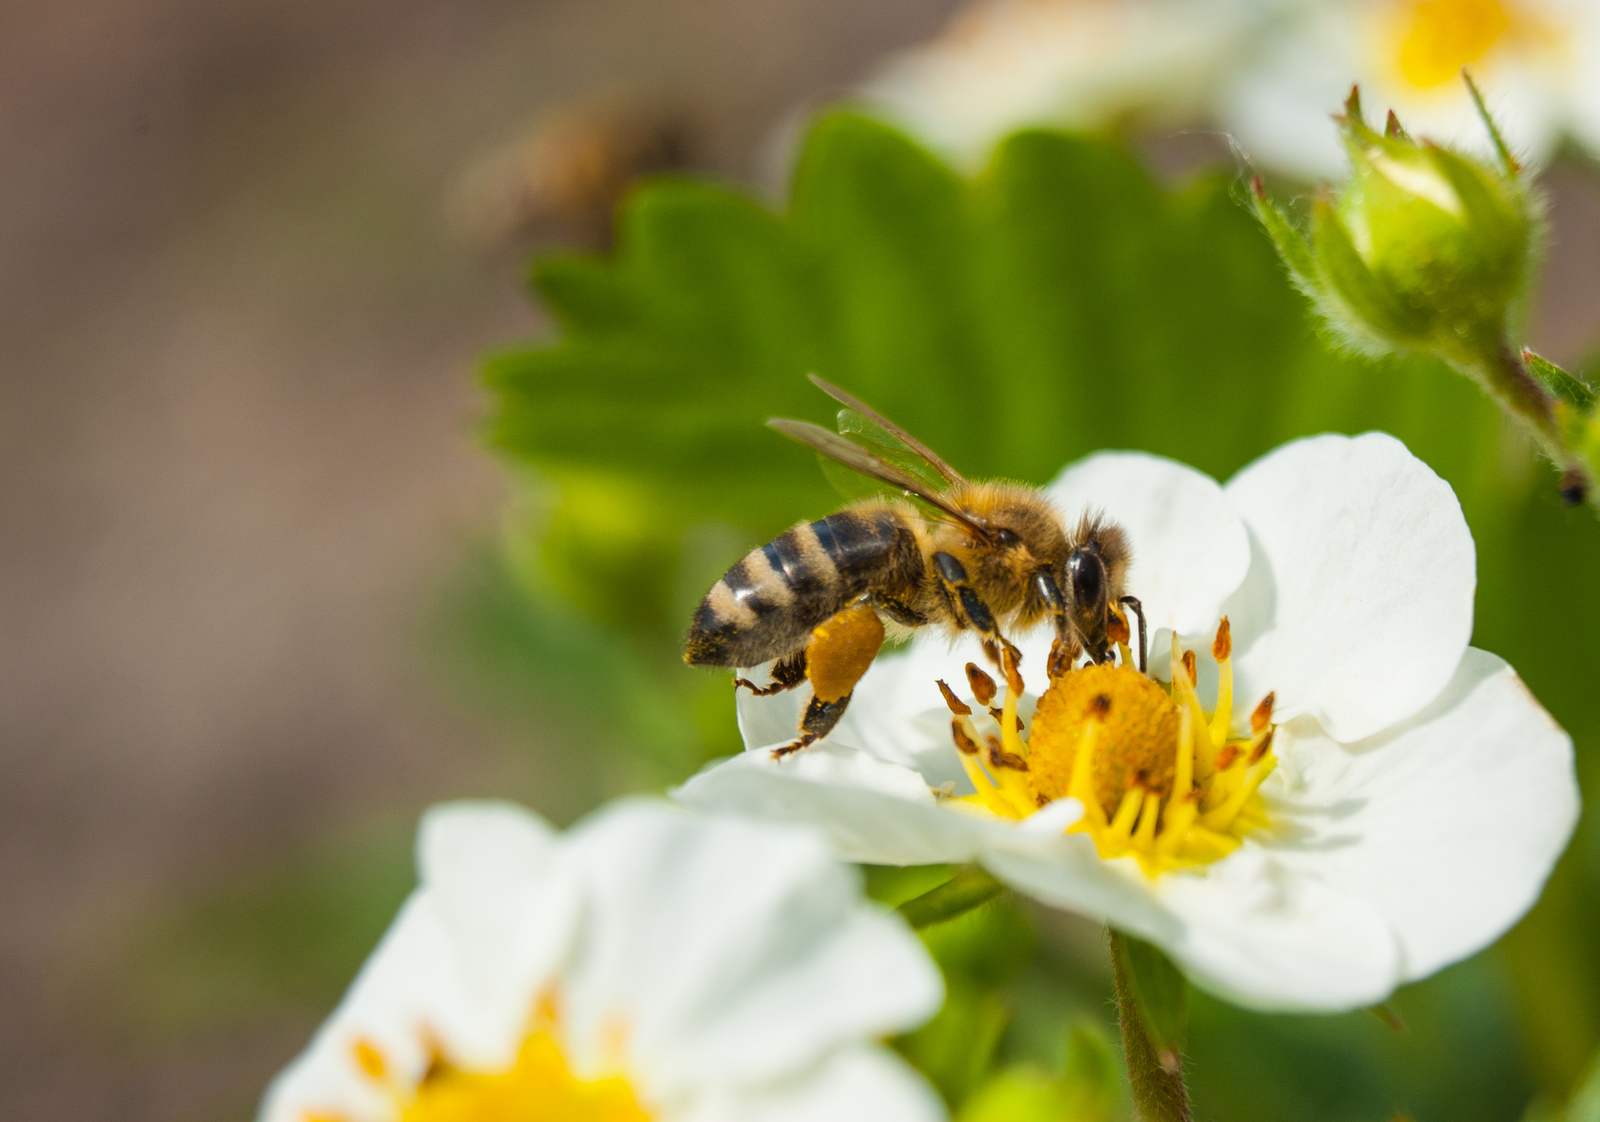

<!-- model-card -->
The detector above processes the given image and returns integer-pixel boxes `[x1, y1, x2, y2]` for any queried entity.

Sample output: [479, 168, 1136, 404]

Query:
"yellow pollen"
[1028, 665, 1180, 815]
[399, 1032, 650, 1122]
[1396, 0, 1512, 87]
[943, 616, 1277, 877]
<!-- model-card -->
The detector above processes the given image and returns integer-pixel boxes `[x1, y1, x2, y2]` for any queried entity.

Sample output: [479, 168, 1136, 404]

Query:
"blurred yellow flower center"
[401, 1033, 648, 1122]
[320, 1030, 651, 1122]
[938, 617, 1276, 877]
[1396, 0, 1513, 87]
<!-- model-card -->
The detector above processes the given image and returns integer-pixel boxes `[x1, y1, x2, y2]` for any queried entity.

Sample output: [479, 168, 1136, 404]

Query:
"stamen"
[937, 679, 971, 716]
[966, 663, 997, 707]
[986, 735, 1041, 817]
[1200, 756, 1276, 832]
[1133, 790, 1160, 847]
[1067, 707, 1107, 830]
[1174, 701, 1194, 796]
[1156, 791, 1199, 856]
[1181, 649, 1197, 686]
[1251, 691, 1275, 732]
[998, 645, 1027, 762]
[1210, 617, 1233, 747]
[1107, 607, 1130, 648]
[1168, 652, 1217, 782]
[1048, 637, 1080, 680]
[354, 1039, 387, 1080]
[1108, 784, 1145, 840]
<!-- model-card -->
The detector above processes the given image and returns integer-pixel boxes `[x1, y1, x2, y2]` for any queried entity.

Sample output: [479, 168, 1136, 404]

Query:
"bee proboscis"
[684, 376, 1142, 756]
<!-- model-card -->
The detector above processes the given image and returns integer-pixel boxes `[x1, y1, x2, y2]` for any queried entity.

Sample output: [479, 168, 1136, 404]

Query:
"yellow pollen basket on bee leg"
[940, 616, 1278, 878]
[328, 1025, 651, 1122]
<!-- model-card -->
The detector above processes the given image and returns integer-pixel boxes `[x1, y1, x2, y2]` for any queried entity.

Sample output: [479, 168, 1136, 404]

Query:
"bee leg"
[1032, 570, 1081, 679]
[773, 695, 853, 758]
[932, 551, 1016, 673]
[772, 600, 885, 759]
[1119, 596, 1148, 674]
[734, 650, 808, 696]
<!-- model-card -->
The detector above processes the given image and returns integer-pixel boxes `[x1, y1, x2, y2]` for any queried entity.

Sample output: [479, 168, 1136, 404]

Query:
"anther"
[951, 718, 982, 755]
[966, 662, 997, 706]
[1001, 644, 1025, 697]
[1214, 744, 1241, 771]
[1212, 617, 1231, 661]
[937, 679, 972, 716]
[1248, 727, 1275, 764]
[1048, 637, 1081, 680]
[1182, 649, 1197, 685]
[985, 736, 1027, 771]
[1251, 691, 1275, 732]
[988, 707, 1024, 732]
[1106, 610, 1130, 647]
[354, 1039, 387, 1080]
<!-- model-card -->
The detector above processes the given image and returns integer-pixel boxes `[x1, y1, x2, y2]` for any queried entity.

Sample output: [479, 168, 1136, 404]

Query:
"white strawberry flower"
[1221, 0, 1600, 177]
[675, 433, 1579, 1012]
[858, 0, 1259, 170]
[259, 799, 945, 1122]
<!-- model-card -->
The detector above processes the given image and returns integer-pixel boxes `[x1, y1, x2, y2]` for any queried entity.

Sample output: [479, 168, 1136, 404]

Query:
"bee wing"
[767, 418, 992, 538]
[807, 374, 966, 486]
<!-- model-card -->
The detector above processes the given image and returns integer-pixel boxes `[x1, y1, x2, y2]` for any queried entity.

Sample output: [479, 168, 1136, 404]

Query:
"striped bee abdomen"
[684, 506, 918, 668]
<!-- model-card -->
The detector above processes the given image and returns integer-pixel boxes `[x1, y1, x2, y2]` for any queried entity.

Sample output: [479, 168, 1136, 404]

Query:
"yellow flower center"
[1398, 0, 1512, 87]
[402, 1033, 649, 1122]
[310, 1028, 651, 1122]
[937, 616, 1277, 878]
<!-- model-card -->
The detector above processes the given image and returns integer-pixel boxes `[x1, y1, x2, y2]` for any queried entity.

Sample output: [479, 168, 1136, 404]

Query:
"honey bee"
[684, 376, 1144, 757]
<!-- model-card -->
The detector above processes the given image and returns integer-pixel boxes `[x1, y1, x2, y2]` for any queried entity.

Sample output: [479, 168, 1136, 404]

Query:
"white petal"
[1264, 648, 1578, 983]
[674, 743, 997, 866]
[1045, 450, 1250, 636]
[560, 800, 943, 1104]
[260, 893, 457, 1122]
[677, 1045, 947, 1122]
[259, 802, 583, 1122]
[982, 832, 1402, 1011]
[1223, 432, 1475, 742]
[416, 800, 579, 1045]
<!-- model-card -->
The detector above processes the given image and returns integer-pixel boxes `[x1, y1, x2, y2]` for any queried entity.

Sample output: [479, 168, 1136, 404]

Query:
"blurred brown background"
[0, 1, 966, 1117]
[4, 2, 1599, 1119]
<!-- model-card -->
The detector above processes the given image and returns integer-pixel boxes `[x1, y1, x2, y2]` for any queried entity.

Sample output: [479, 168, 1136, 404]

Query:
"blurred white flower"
[675, 434, 1579, 1011]
[1222, 0, 1600, 176]
[859, 0, 1259, 169]
[259, 799, 945, 1122]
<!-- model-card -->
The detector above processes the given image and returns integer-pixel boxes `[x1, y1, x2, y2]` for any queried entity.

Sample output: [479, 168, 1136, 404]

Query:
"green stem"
[1110, 930, 1192, 1122]
[896, 865, 1005, 929]
[1463, 339, 1566, 463]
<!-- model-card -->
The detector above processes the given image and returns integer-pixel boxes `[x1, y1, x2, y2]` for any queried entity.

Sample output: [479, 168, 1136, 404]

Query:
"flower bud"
[1253, 86, 1536, 369]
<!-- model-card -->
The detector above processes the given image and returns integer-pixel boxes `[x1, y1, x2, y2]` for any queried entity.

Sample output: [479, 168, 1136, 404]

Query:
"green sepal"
[1249, 178, 1317, 285]
[897, 865, 1007, 929]
[1111, 931, 1189, 1072]
[1310, 196, 1419, 350]
[1525, 350, 1598, 411]
[1464, 68, 1521, 178]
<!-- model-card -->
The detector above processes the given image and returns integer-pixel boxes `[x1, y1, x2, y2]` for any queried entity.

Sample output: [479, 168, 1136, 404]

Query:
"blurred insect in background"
[684, 375, 1144, 756]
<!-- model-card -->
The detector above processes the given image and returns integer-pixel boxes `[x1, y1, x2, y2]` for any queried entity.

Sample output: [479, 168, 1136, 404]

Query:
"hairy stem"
[896, 865, 1005, 929]
[1110, 930, 1192, 1122]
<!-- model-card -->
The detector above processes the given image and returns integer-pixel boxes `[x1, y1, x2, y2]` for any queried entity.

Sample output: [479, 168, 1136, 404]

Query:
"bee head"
[1060, 515, 1131, 664]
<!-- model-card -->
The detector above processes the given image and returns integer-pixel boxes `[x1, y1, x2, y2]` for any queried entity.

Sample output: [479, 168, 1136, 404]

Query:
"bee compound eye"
[1067, 548, 1105, 607]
